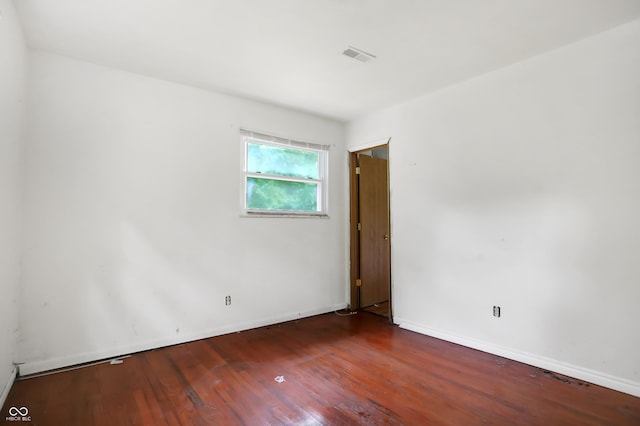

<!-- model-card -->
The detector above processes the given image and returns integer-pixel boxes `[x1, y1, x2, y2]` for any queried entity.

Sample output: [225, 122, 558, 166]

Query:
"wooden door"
[358, 154, 390, 307]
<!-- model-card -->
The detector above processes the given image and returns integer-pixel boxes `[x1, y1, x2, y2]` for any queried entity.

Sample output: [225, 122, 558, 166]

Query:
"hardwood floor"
[363, 301, 389, 318]
[3, 311, 639, 425]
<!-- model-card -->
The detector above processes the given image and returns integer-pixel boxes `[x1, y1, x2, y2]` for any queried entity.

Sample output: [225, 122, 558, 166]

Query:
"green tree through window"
[242, 131, 328, 215]
[246, 178, 317, 211]
[247, 143, 319, 179]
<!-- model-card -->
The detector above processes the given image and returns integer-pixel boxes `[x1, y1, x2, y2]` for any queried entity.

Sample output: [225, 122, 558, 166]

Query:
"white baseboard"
[0, 365, 17, 411]
[19, 303, 347, 377]
[395, 317, 640, 398]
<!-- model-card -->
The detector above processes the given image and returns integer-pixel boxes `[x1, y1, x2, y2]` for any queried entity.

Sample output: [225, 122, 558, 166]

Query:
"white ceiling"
[13, 0, 640, 122]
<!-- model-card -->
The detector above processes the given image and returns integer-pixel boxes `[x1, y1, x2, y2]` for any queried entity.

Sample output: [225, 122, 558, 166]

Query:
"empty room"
[1, 0, 640, 424]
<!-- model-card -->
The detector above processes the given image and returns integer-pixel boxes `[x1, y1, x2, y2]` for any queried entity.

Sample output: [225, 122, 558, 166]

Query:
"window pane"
[247, 142, 319, 179]
[246, 177, 318, 211]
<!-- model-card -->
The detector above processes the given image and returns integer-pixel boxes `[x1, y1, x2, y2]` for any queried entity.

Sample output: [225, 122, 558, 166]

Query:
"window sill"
[241, 211, 329, 219]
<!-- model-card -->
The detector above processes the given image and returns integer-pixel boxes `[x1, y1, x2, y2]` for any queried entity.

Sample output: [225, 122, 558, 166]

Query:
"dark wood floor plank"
[3, 311, 640, 425]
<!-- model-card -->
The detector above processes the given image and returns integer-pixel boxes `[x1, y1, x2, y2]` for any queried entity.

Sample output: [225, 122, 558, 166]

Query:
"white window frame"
[240, 129, 329, 217]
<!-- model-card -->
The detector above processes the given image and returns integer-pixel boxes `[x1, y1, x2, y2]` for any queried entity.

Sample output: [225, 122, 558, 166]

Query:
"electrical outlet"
[493, 306, 501, 317]
[225, 295, 231, 306]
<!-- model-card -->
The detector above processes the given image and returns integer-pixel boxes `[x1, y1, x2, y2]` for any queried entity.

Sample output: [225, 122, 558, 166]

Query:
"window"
[241, 130, 329, 216]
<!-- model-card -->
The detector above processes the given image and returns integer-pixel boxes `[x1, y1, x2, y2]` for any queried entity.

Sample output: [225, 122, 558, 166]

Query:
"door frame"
[348, 139, 392, 320]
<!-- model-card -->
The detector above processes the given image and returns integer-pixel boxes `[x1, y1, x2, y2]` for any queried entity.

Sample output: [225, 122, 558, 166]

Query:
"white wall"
[19, 51, 347, 374]
[348, 19, 640, 396]
[0, 0, 27, 406]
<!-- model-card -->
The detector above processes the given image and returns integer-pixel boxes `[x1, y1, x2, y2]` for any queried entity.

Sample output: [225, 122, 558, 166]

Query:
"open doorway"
[349, 142, 391, 320]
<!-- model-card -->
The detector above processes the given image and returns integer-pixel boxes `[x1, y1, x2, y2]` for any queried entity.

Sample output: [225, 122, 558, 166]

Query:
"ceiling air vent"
[342, 46, 376, 63]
